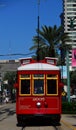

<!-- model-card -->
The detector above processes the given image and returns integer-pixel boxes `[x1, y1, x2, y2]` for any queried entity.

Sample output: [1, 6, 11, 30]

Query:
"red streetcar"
[14, 57, 63, 125]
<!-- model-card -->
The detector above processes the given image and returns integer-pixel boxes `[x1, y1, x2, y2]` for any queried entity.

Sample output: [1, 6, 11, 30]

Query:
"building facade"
[63, 0, 76, 70]
[0, 60, 20, 79]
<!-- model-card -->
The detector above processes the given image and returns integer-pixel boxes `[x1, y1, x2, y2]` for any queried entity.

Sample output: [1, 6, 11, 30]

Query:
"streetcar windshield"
[19, 74, 58, 96]
[34, 79, 44, 94]
[33, 74, 44, 95]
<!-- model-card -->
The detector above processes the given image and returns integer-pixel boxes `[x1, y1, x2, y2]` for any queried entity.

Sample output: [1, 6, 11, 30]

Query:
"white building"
[63, 0, 76, 70]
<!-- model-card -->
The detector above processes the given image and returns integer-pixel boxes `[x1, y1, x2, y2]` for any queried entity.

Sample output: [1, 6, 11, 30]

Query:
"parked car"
[70, 95, 76, 102]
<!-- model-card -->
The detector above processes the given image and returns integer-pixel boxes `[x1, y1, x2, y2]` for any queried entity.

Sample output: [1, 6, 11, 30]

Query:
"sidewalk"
[61, 114, 76, 127]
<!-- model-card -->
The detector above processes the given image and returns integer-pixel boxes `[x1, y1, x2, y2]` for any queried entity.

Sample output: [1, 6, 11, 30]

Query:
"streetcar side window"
[21, 79, 30, 94]
[47, 79, 57, 94]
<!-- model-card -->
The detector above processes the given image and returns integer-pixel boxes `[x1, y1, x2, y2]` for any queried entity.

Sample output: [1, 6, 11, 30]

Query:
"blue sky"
[0, 0, 62, 60]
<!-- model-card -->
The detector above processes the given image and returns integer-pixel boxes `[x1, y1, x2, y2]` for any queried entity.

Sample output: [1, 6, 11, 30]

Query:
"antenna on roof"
[37, 0, 40, 61]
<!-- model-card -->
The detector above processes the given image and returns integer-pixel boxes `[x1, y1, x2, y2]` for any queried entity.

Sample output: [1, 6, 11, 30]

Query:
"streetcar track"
[11, 116, 76, 130]
[17, 120, 76, 130]
[20, 125, 63, 130]
[17, 120, 62, 130]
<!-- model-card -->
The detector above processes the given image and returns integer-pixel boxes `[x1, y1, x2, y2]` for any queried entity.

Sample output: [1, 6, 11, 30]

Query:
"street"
[0, 103, 75, 130]
[0, 103, 15, 121]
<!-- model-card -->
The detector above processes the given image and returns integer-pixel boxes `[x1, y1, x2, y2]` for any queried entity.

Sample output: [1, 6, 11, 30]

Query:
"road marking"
[61, 120, 76, 130]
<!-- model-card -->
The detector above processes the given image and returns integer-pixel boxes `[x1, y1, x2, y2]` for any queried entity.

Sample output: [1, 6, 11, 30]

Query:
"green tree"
[30, 25, 61, 60]
[58, 32, 71, 65]
[30, 25, 71, 62]
[3, 71, 16, 93]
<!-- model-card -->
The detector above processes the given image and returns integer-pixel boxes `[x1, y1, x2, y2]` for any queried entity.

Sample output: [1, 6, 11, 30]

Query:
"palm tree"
[58, 32, 71, 65]
[30, 25, 71, 62]
[30, 25, 61, 60]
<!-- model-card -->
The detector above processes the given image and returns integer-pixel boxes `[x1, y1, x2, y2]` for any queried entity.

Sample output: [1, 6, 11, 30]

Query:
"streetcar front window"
[33, 74, 44, 95]
[19, 74, 31, 95]
[47, 79, 57, 94]
[34, 79, 44, 94]
[21, 79, 30, 94]
[46, 74, 58, 95]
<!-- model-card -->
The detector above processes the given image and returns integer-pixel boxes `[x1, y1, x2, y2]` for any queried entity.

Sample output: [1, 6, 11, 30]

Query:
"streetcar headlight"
[36, 102, 41, 108]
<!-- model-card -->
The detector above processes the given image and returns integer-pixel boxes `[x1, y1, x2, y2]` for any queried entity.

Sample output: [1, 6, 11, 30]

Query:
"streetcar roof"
[18, 63, 60, 70]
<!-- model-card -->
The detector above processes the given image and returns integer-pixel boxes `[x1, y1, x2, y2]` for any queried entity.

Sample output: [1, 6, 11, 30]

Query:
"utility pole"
[37, 0, 40, 61]
[66, 50, 70, 102]
[67, 17, 75, 102]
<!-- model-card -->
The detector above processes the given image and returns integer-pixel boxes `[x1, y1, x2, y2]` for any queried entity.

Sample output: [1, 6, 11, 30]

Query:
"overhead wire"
[0, 52, 35, 57]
